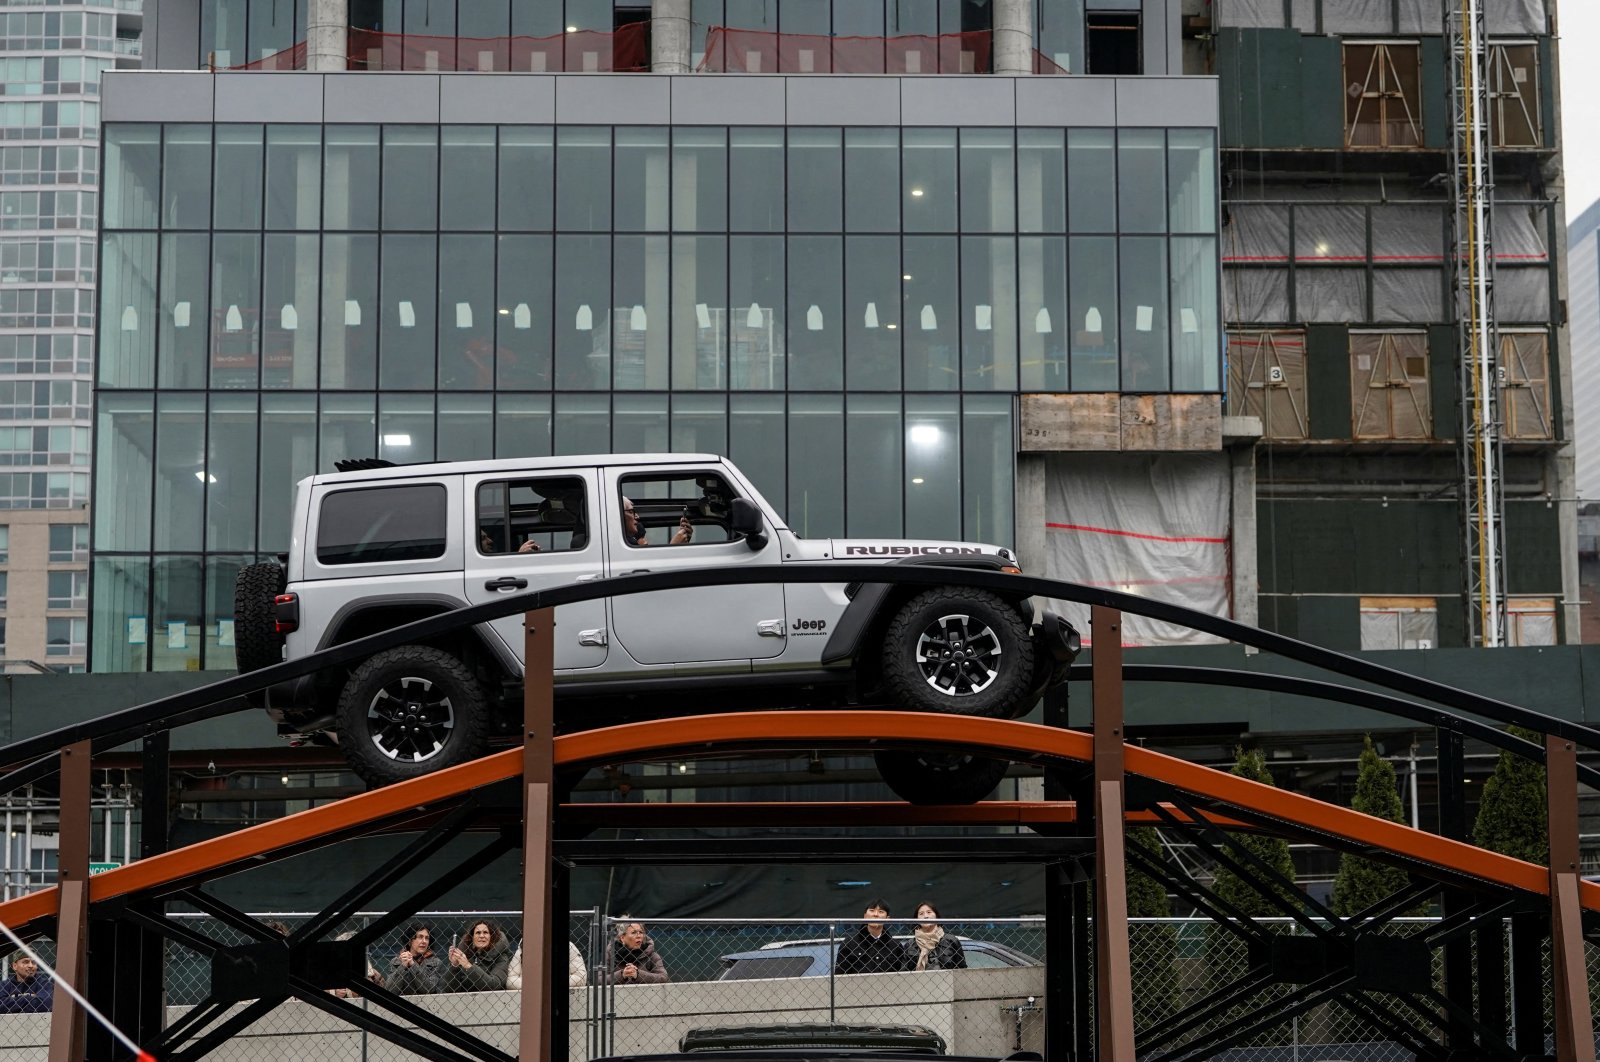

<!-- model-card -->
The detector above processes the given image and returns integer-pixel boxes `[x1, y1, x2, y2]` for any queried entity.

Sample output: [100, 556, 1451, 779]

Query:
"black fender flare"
[818, 557, 1029, 667]
[316, 594, 522, 677]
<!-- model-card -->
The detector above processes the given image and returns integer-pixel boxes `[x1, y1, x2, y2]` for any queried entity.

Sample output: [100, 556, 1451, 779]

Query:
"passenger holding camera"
[621, 497, 692, 547]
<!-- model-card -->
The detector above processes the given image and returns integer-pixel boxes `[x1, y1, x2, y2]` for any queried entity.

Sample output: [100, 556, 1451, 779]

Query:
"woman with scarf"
[604, 919, 670, 984]
[440, 920, 512, 992]
[904, 901, 966, 971]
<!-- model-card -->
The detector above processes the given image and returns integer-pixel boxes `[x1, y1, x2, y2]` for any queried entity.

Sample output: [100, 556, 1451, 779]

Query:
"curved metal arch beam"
[1, 711, 1593, 936]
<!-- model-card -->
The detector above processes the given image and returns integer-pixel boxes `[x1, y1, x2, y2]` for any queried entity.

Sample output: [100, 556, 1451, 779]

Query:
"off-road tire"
[234, 562, 287, 676]
[336, 645, 490, 787]
[880, 587, 1034, 718]
[875, 749, 1010, 805]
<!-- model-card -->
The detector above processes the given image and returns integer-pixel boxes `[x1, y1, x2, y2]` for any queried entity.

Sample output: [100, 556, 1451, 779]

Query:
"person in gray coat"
[603, 920, 669, 984]
[441, 920, 512, 992]
[387, 924, 444, 995]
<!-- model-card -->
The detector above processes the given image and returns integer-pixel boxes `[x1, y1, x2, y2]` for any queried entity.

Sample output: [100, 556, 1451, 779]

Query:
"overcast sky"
[1560, 3, 1599, 226]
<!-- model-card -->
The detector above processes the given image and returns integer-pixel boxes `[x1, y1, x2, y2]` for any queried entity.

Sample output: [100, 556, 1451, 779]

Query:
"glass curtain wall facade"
[0, 2, 126, 671]
[93, 118, 1219, 671]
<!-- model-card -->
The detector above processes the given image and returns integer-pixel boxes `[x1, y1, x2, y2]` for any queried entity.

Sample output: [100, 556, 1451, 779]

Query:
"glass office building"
[90, 69, 1219, 671]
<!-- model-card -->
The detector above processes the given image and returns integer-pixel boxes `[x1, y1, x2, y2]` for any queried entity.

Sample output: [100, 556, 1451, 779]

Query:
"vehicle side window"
[962, 948, 1011, 969]
[477, 476, 589, 555]
[317, 484, 448, 565]
[618, 471, 738, 547]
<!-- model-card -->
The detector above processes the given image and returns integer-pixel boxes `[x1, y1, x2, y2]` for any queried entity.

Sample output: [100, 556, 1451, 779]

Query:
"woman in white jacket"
[507, 940, 587, 989]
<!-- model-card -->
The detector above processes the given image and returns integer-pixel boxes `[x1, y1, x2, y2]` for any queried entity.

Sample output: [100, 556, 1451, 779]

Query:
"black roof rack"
[333, 458, 398, 473]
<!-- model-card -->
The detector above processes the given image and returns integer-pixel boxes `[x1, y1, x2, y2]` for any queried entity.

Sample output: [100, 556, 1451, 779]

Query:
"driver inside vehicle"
[621, 496, 693, 547]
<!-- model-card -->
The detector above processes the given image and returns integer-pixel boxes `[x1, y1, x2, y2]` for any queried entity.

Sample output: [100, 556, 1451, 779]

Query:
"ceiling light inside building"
[382, 434, 412, 447]
[910, 188, 924, 197]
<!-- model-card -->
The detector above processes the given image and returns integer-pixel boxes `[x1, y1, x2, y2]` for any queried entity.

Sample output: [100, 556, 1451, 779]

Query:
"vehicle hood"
[785, 538, 1018, 565]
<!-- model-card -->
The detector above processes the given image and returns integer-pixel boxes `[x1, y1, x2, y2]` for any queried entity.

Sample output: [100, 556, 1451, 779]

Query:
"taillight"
[1000, 565, 1023, 574]
[274, 593, 300, 635]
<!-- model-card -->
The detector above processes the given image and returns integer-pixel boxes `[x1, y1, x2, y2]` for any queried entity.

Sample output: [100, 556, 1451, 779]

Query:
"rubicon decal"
[843, 545, 986, 556]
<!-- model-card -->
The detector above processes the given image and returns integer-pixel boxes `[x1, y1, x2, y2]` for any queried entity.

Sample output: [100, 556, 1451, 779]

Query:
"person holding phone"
[387, 924, 443, 995]
[620, 496, 692, 547]
[441, 920, 512, 992]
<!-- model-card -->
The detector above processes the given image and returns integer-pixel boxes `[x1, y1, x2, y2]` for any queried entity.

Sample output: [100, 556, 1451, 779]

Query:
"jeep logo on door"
[792, 618, 827, 634]
[843, 545, 985, 556]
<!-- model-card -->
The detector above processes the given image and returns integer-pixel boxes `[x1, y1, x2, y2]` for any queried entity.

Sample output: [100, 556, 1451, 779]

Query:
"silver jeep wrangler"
[235, 453, 1079, 803]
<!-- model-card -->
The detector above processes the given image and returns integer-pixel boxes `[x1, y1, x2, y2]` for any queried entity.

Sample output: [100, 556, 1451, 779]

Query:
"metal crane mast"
[1445, 0, 1507, 647]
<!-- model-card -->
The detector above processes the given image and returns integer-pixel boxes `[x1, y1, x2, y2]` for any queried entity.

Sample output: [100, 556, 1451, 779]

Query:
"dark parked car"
[715, 938, 1040, 981]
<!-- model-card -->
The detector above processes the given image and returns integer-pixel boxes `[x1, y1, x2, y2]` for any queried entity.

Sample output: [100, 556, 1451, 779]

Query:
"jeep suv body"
[238, 453, 1077, 801]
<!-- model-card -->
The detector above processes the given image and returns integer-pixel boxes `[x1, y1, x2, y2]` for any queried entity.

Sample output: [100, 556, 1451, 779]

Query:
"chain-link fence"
[4, 916, 1599, 1059]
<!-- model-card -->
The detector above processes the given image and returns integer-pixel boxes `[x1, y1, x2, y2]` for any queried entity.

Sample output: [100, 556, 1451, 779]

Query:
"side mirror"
[730, 498, 768, 551]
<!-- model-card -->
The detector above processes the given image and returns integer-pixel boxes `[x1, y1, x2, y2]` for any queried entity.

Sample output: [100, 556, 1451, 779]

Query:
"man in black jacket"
[835, 900, 907, 975]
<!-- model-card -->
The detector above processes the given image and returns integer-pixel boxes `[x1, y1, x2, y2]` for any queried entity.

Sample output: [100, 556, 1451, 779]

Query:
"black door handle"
[485, 577, 529, 591]
[630, 569, 651, 574]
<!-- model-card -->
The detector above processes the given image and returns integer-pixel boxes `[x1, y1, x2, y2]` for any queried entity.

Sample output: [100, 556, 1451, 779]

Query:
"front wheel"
[875, 750, 1010, 805]
[880, 588, 1035, 718]
[336, 646, 490, 787]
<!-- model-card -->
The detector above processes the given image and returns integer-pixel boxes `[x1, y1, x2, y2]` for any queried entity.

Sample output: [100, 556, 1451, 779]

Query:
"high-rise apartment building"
[0, 0, 138, 672]
[86, 0, 1571, 673]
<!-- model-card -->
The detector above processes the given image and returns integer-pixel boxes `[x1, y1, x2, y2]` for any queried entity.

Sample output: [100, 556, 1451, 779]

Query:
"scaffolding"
[1446, 0, 1508, 647]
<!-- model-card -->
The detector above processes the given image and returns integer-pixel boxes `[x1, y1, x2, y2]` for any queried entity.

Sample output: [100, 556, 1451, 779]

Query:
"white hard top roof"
[311, 453, 726, 486]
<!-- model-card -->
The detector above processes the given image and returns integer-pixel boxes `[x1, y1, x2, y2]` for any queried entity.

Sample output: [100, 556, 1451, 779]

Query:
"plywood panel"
[1020, 394, 1222, 452]
[1120, 394, 1223, 451]
[1020, 394, 1119, 452]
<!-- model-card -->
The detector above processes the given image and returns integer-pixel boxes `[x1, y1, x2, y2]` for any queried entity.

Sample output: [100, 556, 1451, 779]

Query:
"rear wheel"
[875, 749, 1009, 805]
[233, 562, 286, 682]
[336, 645, 490, 787]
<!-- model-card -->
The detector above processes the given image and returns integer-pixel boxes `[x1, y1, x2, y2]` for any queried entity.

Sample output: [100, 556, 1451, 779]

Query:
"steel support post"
[48, 739, 92, 1062]
[1041, 686, 1077, 1060]
[1544, 735, 1596, 1062]
[1434, 729, 1478, 1050]
[1090, 605, 1135, 1061]
[520, 608, 557, 1062]
[1508, 912, 1543, 1056]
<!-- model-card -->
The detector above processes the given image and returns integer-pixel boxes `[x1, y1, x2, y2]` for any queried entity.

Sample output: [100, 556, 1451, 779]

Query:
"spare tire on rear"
[234, 562, 287, 675]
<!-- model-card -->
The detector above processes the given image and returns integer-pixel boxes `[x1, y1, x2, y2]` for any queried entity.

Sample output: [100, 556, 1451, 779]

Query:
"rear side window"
[317, 484, 448, 565]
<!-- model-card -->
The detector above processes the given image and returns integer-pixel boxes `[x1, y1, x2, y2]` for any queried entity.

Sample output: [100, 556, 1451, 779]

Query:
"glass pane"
[961, 129, 1015, 232]
[1019, 236, 1068, 391]
[553, 393, 610, 455]
[154, 393, 204, 552]
[163, 125, 211, 229]
[962, 236, 1017, 390]
[152, 557, 202, 673]
[321, 233, 378, 388]
[496, 234, 553, 389]
[1118, 130, 1166, 233]
[963, 394, 1014, 546]
[671, 393, 727, 454]
[847, 395, 902, 536]
[440, 126, 496, 230]
[845, 127, 899, 233]
[1070, 236, 1117, 390]
[157, 232, 210, 388]
[379, 233, 437, 389]
[213, 124, 264, 229]
[903, 235, 958, 390]
[845, 235, 902, 390]
[906, 395, 960, 540]
[671, 234, 727, 389]
[319, 392, 375, 472]
[1120, 237, 1169, 390]
[495, 393, 552, 457]
[439, 393, 493, 460]
[788, 127, 842, 232]
[554, 234, 611, 389]
[616, 127, 670, 232]
[382, 126, 438, 230]
[103, 124, 160, 229]
[209, 233, 263, 389]
[557, 126, 611, 231]
[903, 128, 957, 232]
[1037, 0, 1085, 73]
[207, 393, 257, 551]
[613, 234, 671, 388]
[92, 556, 150, 673]
[613, 393, 669, 454]
[1171, 236, 1219, 390]
[259, 393, 316, 552]
[204, 556, 246, 671]
[93, 393, 152, 551]
[438, 234, 495, 389]
[99, 233, 157, 388]
[325, 125, 379, 230]
[499, 126, 554, 231]
[261, 233, 320, 388]
[729, 393, 785, 511]
[379, 393, 434, 462]
[1018, 128, 1065, 233]
[456, 0, 509, 68]
[729, 127, 784, 232]
[1167, 129, 1216, 234]
[673, 128, 727, 232]
[729, 235, 785, 390]
[788, 394, 843, 538]
[1067, 129, 1115, 233]
[787, 236, 842, 390]
[265, 125, 321, 230]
